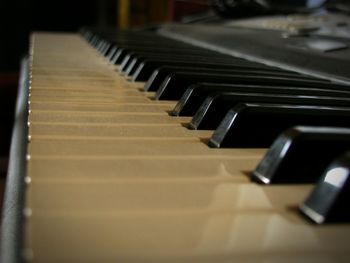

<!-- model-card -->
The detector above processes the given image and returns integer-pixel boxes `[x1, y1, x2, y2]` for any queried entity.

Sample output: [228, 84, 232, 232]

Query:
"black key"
[106, 46, 118, 60]
[125, 54, 281, 77]
[119, 51, 228, 71]
[111, 49, 126, 65]
[100, 41, 111, 55]
[109, 43, 183, 64]
[132, 59, 284, 81]
[252, 126, 350, 184]
[119, 53, 135, 70]
[96, 40, 108, 54]
[154, 73, 344, 100]
[116, 46, 206, 55]
[114, 46, 215, 66]
[119, 51, 240, 71]
[118, 46, 217, 65]
[172, 83, 350, 116]
[189, 92, 350, 130]
[144, 67, 303, 92]
[102, 43, 117, 57]
[90, 36, 100, 47]
[104, 35, 201, 63]
[104, 34, 193, 47]
[300, 152, 350, 224]
[109, 37, 193, 49]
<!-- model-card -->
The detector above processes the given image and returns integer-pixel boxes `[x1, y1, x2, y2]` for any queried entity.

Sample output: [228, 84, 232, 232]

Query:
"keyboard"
[2, 19, 350, 262]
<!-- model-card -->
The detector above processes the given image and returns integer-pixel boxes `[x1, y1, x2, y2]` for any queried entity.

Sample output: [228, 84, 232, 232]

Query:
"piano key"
[252, 126, 350, 184]
[106, 45, 118, 60]
[172, 83, 350, 116]
[118, 52, 214, 72]
[102, 33, 190, 46]
[115, 46, 214, 56]
[117, 48, 217, 70]
[28, 157, 261, 181]
[95, 41, 105, 50]
[155, 72, 342, 100]
[90, 35, 100, 47]
[29, 111, 192, 125]
[29, 123, 213, 140]
[95, 40, 105, 53]
[132, 59, 286, 81]
[28, 137, 265, 157]
[108, 35, 194, 48]
[99, 41, 111, 55]
[122, 52, 269, 76]
[119, 52, 241, 73]
[144, 67, 304, 92]
[106, 44, 119, 55]
[300, 152, 350, 224]
[29, 101, 175, 113]
[112, 43, 208, 64]
[108, 42, 231, 59]
[29, 211, 350, 262]
[209, 104, 350, 148]
[30, 93, 153, 103]
[189, 92, 350, 130]
[28, 181, 311, 215]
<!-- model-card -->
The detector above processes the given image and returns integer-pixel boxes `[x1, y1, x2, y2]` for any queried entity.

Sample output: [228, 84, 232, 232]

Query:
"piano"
[2, 9, 350, 263]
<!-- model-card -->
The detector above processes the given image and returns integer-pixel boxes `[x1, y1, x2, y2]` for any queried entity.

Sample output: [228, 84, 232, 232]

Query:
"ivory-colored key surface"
[24, 33, 350, 263]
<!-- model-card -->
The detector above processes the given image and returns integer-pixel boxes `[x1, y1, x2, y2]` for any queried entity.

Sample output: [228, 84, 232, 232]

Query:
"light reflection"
[307, 0, 326, 8]
[279, 139, 291, 159]
[324, 167, 348, 188]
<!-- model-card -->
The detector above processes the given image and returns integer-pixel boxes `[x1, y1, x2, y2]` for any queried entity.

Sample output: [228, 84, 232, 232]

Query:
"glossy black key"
[252, 126, 350, 184]
[132, 59, 284, 81]
[117, 47, 217, 69]
[109, 40, 189, 63]
[144, 67, 304, 92]
[172, 83, 350, 116]
[109, 37, 193, 49]
[113, 45, 214, 65]
[155, 73, 345, 100]
[118, 51, 242, 72]
[100, 41, 111, 56]
[125, 54, 282, 77]
[106, 46, 118, 60]
[106, 35, 210, 64]
[189, 92, 350, 130]
[300, 152, 350, 224]
[105, 34, 193, 48]
[119, 51, 231, 72]
[96, 40, 109, 54]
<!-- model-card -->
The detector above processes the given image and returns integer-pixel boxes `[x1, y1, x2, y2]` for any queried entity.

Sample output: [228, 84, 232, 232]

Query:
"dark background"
[0, 0, 117, 72]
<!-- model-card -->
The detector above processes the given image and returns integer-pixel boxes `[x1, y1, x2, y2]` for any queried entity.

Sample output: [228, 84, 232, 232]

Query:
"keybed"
[22, 30, 350, 262]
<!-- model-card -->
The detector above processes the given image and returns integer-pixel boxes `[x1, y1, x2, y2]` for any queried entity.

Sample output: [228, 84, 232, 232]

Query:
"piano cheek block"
[300, 152, 350, 224]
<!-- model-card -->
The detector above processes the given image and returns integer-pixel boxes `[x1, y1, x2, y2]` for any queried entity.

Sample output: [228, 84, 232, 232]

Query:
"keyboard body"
[2, 13, 350, 262]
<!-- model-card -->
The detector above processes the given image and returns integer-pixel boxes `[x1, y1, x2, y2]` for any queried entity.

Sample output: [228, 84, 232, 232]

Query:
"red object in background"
[167, 0, 210, 21]
[0, 73, 18, 88]
[0, 72, 18, 158]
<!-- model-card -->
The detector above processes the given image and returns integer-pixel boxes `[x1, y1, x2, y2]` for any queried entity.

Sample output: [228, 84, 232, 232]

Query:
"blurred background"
[0, 0, 211, 213]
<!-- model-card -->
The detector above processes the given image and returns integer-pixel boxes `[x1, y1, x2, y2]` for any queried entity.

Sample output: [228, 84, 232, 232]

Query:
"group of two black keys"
[82, 28, 350, 224]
